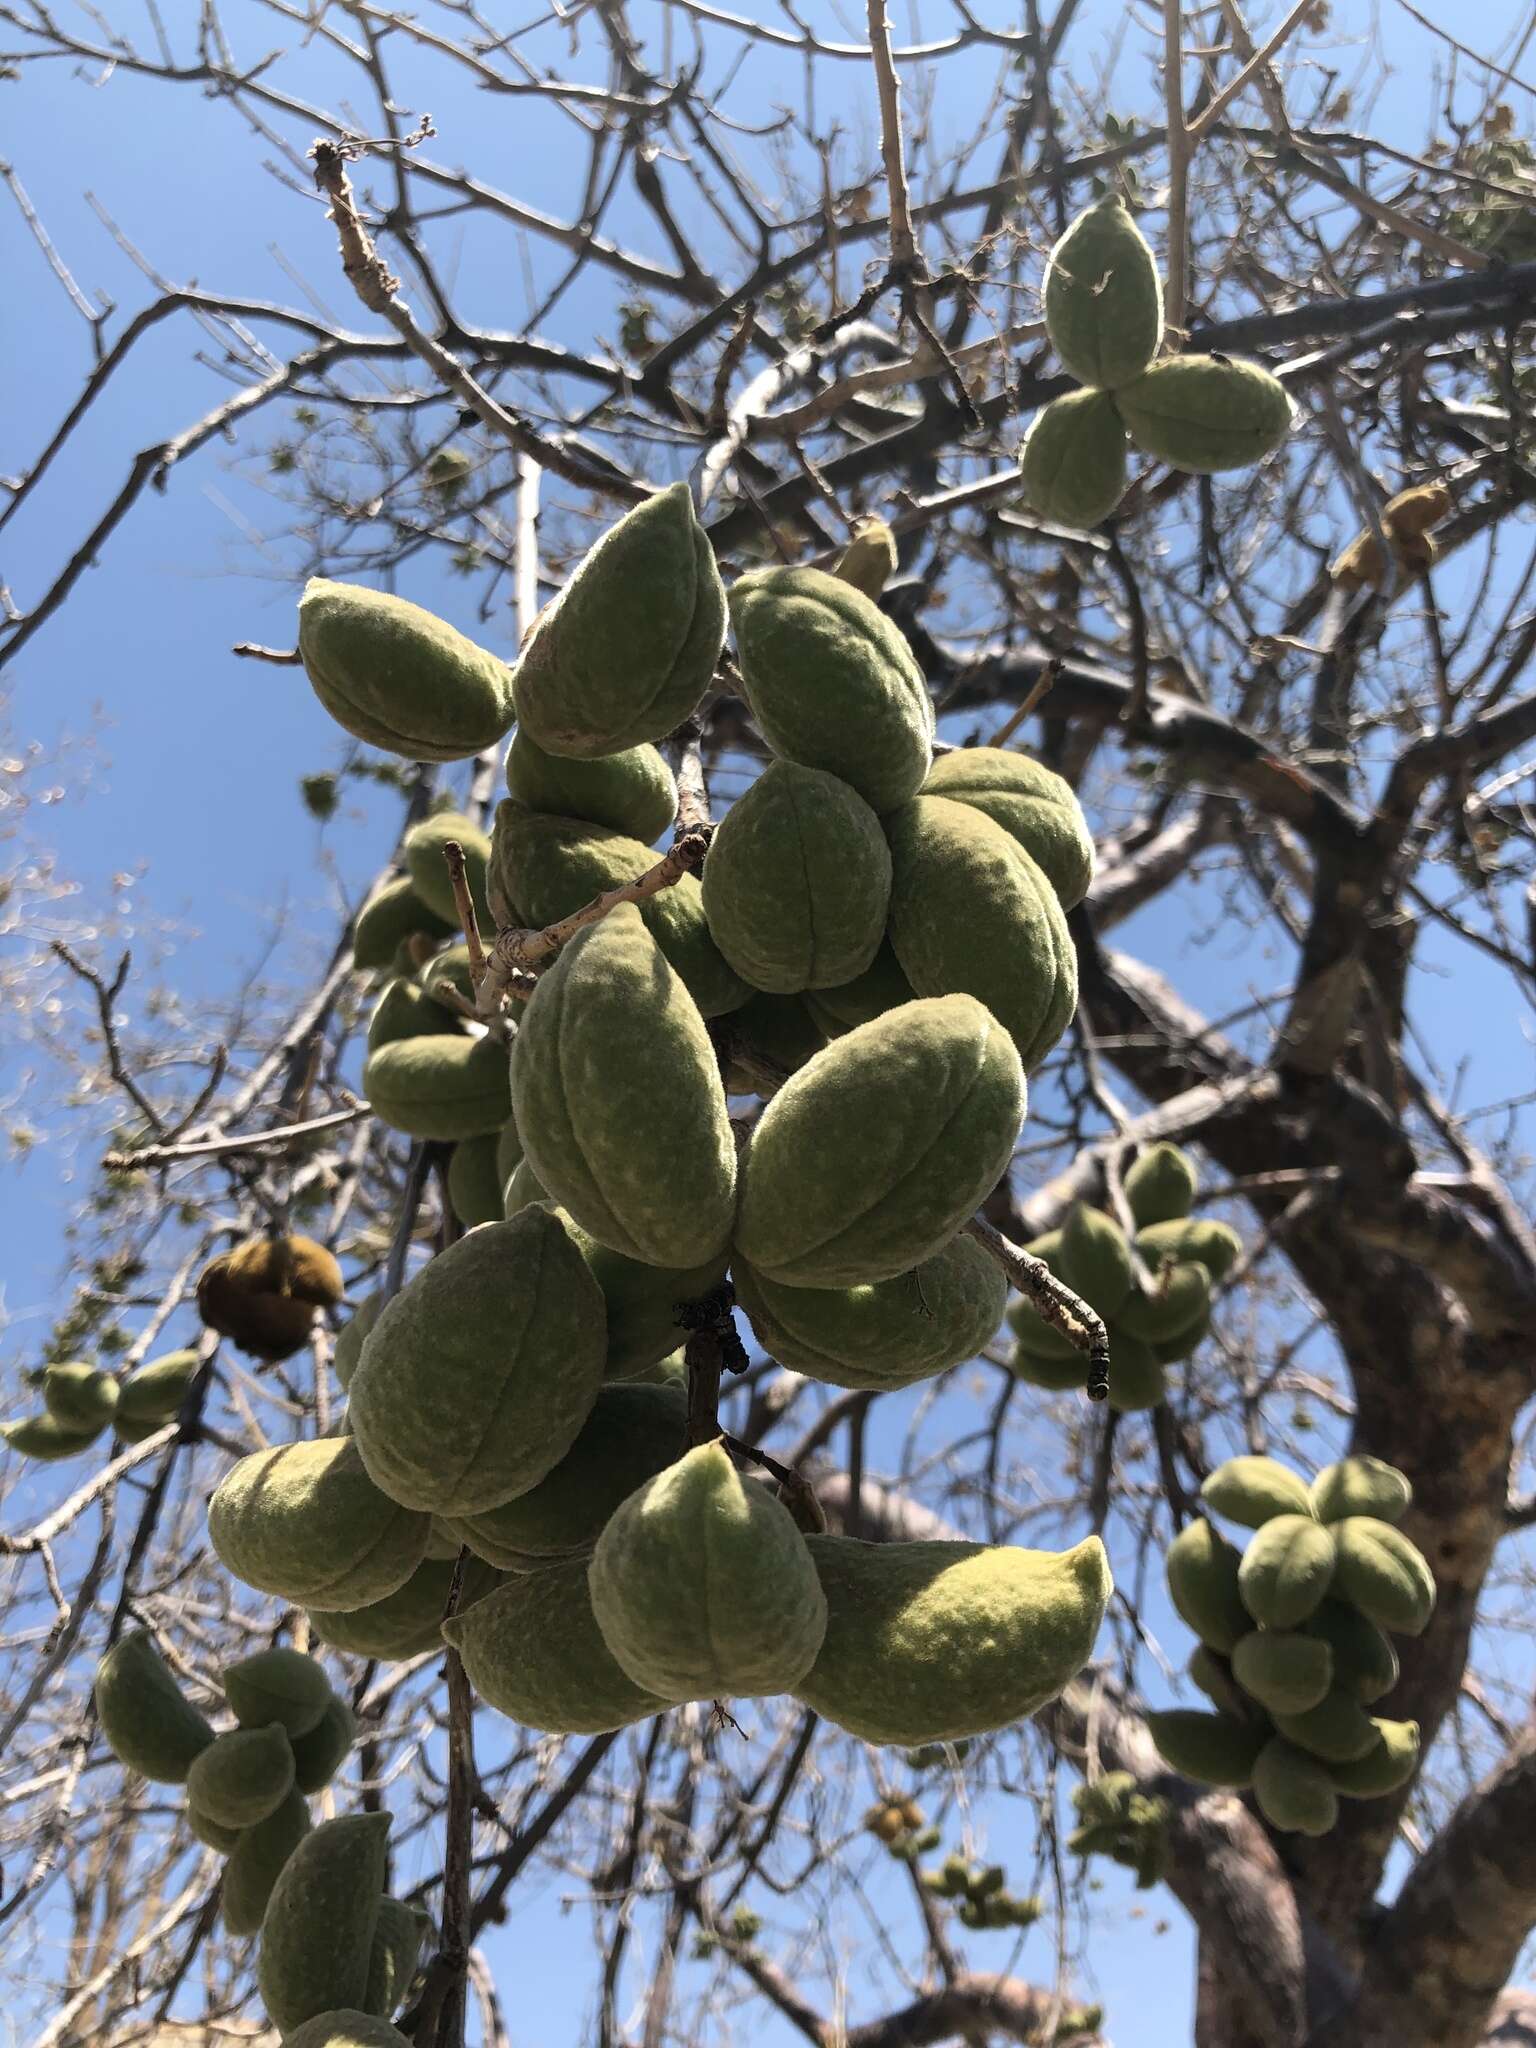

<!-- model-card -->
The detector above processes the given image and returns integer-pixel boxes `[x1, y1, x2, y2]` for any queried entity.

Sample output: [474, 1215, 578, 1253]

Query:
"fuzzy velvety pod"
[1230, 1628, 1333, 1716]
[2, 1412, 103, 1460]
[186, 1724, 296, 1830]
[1252, 1738, 1338, 1837]
[1331, 1517, 1436, 1636]
[365, 1898, 428, 2020]
[1123, 1143, 1198, 1226]
[257, 1811, 391, 2033]
[829, 517, 897, 601]
[209, 1437, 430, 1611]
[419, 944, 477, 1016]
[1153, 1307, 1212, 1365]
[1116, 1260, 1211, 1344]
[735, 994, 1023, 1289]
[222, 1789, 312, 1937]
[1201, 1456, 1315, 1529]
[1104, 1329, 1166, 1414]
[116, 1348, 200, 1423]
[299, 579, 516, 762]
[1273, 1688, 1380, 1765]
[291, 1694, 356, 1795]
[487, 802, 747, 1019]
[197, 1235, 345, 1364]
[1056, 1204, 1134, 1318]
[349, 1209, 606, 1517]
[1009, 1343, 1089, 1394]
[722, 993, 828, 1094]
[1302, 1599, 1399, 1704]
[795, 1533, 1110, 1745]
[495, 1115, 524, 1184]
[505, 728, 677, 843]
[333, 1297, 382, 1395]
[1309, 1456, 1413, 1527]
[366, 978, 467, 1054]
[920, 751, 1094, 912]
[1328, 1719, 1420, 1799]
[552, 1211, 727, 1380]
[94, 1629, 215, 1784]
[1165, 1519, 1250, 1656]
[363, 1032, 511, 1143]
[449, 1384, 688, 1565]
[311, 1555, 501, 1660]
[1146, 1709, 1267, 1788]
[1134, 1217, 1242, 1281]
[187, 1801, 243, 1853]
[1115, 357, 1292, 475]
[284, 2015, 411, 2048]
[224, 1648, 333, 1738]
[503, 1158, 550, 1214]
[732, 1235, 1006, 1391]
[589, 1442, 828, 1699]
[701, 761, 892, 994]
[1020, 389, 1130, 528]
[513, 484, 725, 757]
[445, 1555, 672, 1733]
[1187, 1645, 1250, 1721]
[402, 808, 493, 929]
[510, 906, 737, 1268]
[800, 941, 916, 1036]
[729, 565, 934, 814]
[1042, 193, 1163, 389]
[1238, 1515, 1337, 1629]
[886, 797, 1077, 1073]
[352, 877, 455, 972]
[446, 1132, 505, 1228]
[41, 1362, 118, 1432]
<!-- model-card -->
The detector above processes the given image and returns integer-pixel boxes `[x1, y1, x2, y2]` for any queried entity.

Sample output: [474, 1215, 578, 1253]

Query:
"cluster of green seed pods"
[3, 1347, 201, 1464]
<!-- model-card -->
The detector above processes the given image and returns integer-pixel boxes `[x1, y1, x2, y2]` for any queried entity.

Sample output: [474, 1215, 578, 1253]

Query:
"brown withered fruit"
[196, 1236, 345, 1362]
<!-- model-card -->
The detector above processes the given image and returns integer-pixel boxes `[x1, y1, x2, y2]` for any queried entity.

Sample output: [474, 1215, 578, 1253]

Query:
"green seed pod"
[832, 518, 899, 601]
[510, 906, 738, 1269]
[732, 1236, 1006, 1391]
[333, 1297, 382, 1394]
[552, 1213, 728, 1380]
[512, 484, 726, 758]
[208, 1437, 431, 1612]
[444, 1555, 673, 1733]
[701, 762, 892, 994]
[1238, 1515, 1337, 1629]
[1116, 1261, 1211, 1344]
[487, 802, 748, 1020]
[1042, 192, 1163, 390]
[1122, 1143, 1198, 1226]
[366, 978, 467, 1054]
[1309, 1456, 1413, 1527]
[1187, 1645, 1249, 1720]
[291, 1693, 356, 1795]
[1056, 1204, 1134, 1318]
[365, 1897, 428, 2020]
[729, 565, 935, 814]
[1331, 1518, 1436, 1637]
[886, 796, 1077, 1074]
[502, 1157, 550, 1215]
[1114, 357, 1292, 475]
[800, 941, 916, 1037]
[1230, 1629, 1333, 1716]
[1274, 1688, 1380, 1764]
[1009, 1343, 1089, 1393]
[1146, 1709, 1267, 1787]
[94, 1629, 215, 1783]
[1201, 1456, 1315, 1529]
[1328, 1719, 1420, 1799]
[589, 1442, 828, 1699]
[282, 2016, 411, 2048]
[401, 809, 492, 930]
[1302, 1599, 1399, 1704]
[735, 994, 1024, 1288]
[222, 1788, 312, 1937]
[795, 1533, 1110, 1745]
[448, 1384, 687, 1565]
[1020, 389, 1129, 528]
[1164, 1518, 1249, 1655]
[224, 1648, 334, 1738]
[419, 943, 477, 1015]
[257, 1811, 391, 2033]
[349, 1210, 606, 1517]
[1252, 1737, 1338, 1837]
[920, 751, 1094, 912]
[116, 1349, 200, 1423]
[1004, 1240, 1078, 1364]
[1104, 1329, 1166, 1414]
[41, 1362, 119, 1433]
[2, 1412, 103, 1460]
[187, 1800, 243, 1853]
[1153, 1307, 1212, 1364]
[186, 1724, 296, 1830]
[312, 1555, 502, 1660]
[1134, 1217, 1242, 1281]
[446, 1132, 505, 1228]
[362, 1032, 511, 1143]
[299, 579, 517, 762]
[495, 1114, 524, 1186]
[722, 994, 828, 1094]
[197, 1235, 345, 1365]
[505, 729, 677, 844]
[352, 877, 455, 972]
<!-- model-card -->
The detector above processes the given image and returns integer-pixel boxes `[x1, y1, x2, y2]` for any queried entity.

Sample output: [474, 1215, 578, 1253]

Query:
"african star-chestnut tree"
[3, 2, 1536, 2045]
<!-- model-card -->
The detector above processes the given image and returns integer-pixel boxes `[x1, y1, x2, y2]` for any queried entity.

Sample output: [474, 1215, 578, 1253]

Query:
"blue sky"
[4, 1, 1535, 2040]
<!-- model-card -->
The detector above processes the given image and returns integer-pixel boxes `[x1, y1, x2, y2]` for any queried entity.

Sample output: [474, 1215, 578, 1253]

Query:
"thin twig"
[963, 1213, 1110, 1400]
